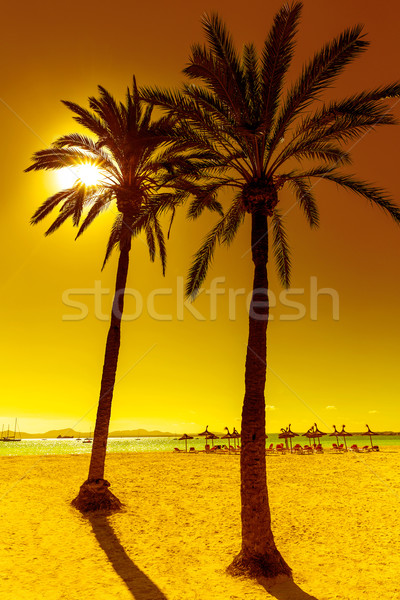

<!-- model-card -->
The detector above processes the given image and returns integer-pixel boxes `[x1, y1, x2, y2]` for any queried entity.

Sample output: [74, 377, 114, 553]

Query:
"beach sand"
[0, 449, 399, 600]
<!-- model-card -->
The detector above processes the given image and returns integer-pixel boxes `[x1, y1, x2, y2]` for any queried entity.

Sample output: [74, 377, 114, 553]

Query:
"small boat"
[82, 428, 93, 443]
[1, 419, 22, 442]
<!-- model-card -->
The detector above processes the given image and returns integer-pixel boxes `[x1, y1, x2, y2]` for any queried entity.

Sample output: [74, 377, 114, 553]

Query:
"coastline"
[1, 450, 399, 599]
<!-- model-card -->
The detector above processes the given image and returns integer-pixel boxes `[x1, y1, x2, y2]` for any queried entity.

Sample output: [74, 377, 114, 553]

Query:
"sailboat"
[82, 428, 93, 443]
[1, 419, 22, 442]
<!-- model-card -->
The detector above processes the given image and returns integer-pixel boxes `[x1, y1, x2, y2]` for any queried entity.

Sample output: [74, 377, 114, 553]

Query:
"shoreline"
[1, 451, 399, 599]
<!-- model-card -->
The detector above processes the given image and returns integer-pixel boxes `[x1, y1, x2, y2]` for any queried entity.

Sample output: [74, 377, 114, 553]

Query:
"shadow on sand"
[89, 514, 168, 600]
[258, 575, 320, 600]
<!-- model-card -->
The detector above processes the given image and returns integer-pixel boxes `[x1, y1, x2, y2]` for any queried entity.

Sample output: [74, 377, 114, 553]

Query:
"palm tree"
[142, 3, 400, 579]
[26, 79, 196, 512]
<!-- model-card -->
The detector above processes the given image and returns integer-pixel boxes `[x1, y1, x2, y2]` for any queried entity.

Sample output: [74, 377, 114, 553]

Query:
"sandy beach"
[1, 449, 399, 600]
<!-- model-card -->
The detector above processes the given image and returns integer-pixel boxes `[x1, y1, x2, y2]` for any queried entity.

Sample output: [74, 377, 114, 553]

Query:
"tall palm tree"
[143, 3, 400, 579]
[26, 79, 196, 512]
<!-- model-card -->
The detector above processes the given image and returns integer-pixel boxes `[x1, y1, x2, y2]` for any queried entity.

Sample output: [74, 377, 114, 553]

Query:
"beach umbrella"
[222, 427, 233, 452]
[330, 425, 341, 446]
[206, 432, 218, 449]
[198, 426, 210, 438]
[303, 425, 316, 448]
[313, 423, 326, 448]
[339, 425, 352, 450]
[198, 426, 212, 448]
[279, 426, 294, 451]
[233, 428, 242, 449]
[363, 424, 378, 449]
[284, 424, 299, 452]
[179, 433, 193, 453]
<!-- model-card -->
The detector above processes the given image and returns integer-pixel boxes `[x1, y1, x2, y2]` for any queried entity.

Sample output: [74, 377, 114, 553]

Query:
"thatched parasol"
[179, 433, 193, 453]
[222, 427, 233, 452]
[330, 425, 341, 446]
[279, 425, 298, 451]
[206, 432, 218, 449]
[232, 428, 241, 450]
[303, 425, 316, 448]
[363, 424, 378, 449]
[339, 425, 352, 450]
[313, 423, 326, 448]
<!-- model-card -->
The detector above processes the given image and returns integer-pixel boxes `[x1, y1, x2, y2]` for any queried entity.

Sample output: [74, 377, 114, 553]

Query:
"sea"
[0, 434, 399, 457]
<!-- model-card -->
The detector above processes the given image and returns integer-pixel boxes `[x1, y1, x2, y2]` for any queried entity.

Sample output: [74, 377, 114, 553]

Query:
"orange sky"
[1, 0, 399, 434]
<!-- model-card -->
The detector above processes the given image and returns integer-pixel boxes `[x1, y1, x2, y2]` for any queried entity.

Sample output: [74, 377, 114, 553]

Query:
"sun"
[56, 163, 102, 188]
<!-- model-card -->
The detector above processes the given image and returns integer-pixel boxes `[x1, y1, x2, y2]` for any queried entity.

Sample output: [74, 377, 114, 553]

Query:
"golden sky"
[1, 0, 399, 434]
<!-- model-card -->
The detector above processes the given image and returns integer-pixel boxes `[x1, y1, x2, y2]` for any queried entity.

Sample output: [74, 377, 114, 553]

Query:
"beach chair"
[276, 443, 286, 454]
[173, 447, 182, 452]
[293, 444, 303, 454]
[332, 443, 339, 452]
[372, 445, 380, 452]
[303, 445, 313, 454]
[315, 444, 324, 453]
[189, 447, 197, 453]
[265, 443, 274, 454]
[350, 444, 360, 452]
[362, 445, 371, 452]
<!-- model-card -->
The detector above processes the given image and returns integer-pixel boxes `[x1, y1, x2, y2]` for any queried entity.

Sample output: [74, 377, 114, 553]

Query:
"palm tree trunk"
[228, 207, 291, 580]
[72, 227, 132, 513]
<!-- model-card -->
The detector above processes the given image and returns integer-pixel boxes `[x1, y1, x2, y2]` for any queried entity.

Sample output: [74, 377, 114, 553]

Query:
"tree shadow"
[89, 514, 168, 600]
[257, 575, 320, 600]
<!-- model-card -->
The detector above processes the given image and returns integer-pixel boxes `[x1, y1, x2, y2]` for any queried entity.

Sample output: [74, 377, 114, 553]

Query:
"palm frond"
[75, 191, 114, 238]
[184, 13, 247, 119]
[186, 217, 226, 299]
[90, 86, 125, 138]
[261, 1, 302, 130]
[268, 25, 368, 157]
[30, 190, 72, 225]
[153, 215, 167, 275]
[287, 178, 320, 227]
[243, 43, 261, 122]
[187, 184, 224, 219]
[220, 196, 246, 245]
[61, 101, 108, 139]
[145, 223, 156, 262]
[271, 138, 351, 173]
[319, 172, 400, 222]
[45, 205, 76, 236]
[271, 209, 291, 287]
[25, 148, 98, 172]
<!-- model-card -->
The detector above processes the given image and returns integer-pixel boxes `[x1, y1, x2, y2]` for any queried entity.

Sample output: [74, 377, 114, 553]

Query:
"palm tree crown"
[27, 78, 188, 270]
[143, 4, 400, 294]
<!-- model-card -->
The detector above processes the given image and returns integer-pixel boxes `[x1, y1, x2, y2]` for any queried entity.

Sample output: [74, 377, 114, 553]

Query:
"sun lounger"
[189, 447, 197, 453]
[266, 443, 274, 454]
[173, 447, 182, 452]
[372, 445, 380, 452]
[293, 444, 303, 454]
[315, 444, 323, 453]
[350, 444, 364, 452]
[303, 445, 313, 454]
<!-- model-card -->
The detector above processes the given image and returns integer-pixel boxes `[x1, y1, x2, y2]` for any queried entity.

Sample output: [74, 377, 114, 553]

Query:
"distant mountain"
[17, 427, 176, 439]
[109, 429, 176, 437]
